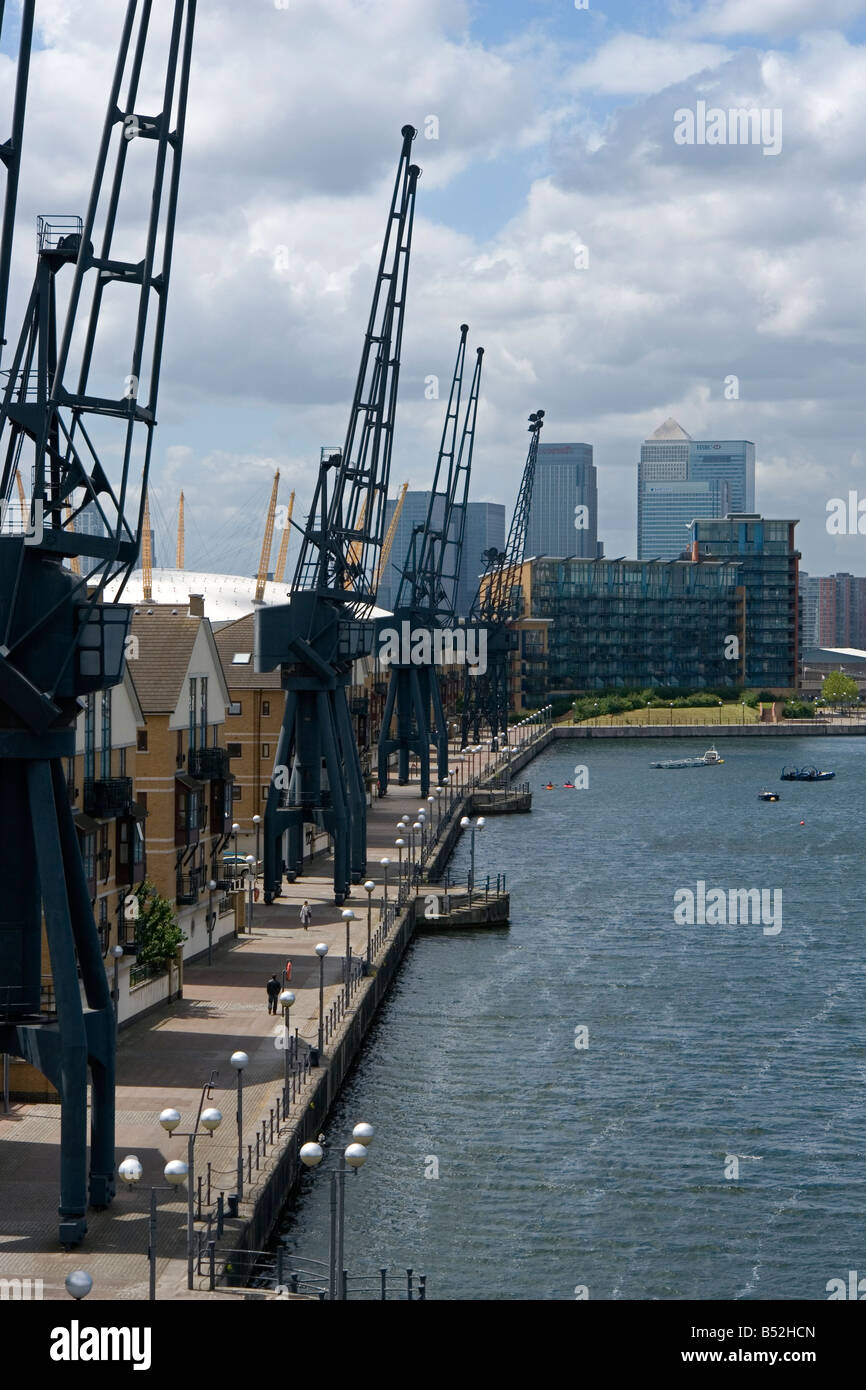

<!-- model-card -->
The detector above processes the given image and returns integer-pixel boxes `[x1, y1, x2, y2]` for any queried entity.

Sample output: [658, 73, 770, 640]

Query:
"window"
[177, 730, 184, 767]
[231, 652, 251, 665]
[137, 792, 148, 813]
[262, 786, 268, 800]
[118, 746, 126, 777]
[231, 785, 242, 802]
[189, 677, 197, 752]
[261, 743, 270, 758]
[262, 701, 270, 716]
[228, 701, 242, 716]
[100, 690, 111, 778]
[137, 729, 148, 752]
[84, 693, 95, 785]
[227, 742, 242, 758]
[200, 675, 208, 749]
[98, 897, 109, 953]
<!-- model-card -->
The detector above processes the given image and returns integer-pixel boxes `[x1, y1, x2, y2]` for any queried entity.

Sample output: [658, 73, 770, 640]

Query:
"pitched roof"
[648, 417, 691, 441]
[213, 613, 283, 691]
[128, 606, 203, 713]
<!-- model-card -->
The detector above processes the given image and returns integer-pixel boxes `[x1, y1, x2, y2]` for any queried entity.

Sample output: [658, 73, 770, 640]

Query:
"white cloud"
[568, 35, 730, 95]
[687, 0, 866, 38]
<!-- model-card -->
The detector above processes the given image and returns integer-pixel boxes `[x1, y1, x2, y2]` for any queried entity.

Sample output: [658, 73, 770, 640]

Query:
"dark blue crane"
[256, 127, 420, 906]
[461, 409, 545, 749]
[0, 0, 197, 1245]
[376, 324, 483, 797]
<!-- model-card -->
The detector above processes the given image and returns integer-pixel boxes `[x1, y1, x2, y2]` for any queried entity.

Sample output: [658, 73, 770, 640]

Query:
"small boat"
[651, 746, 724, 770]
[780, 765, 835, 781]
[544, 782, 555, 790]
[563, 782, 575, 789]
[758, 790, 780, 801]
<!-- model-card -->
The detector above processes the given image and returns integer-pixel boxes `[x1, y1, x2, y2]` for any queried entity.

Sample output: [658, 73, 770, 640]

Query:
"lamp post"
[741, 700, 746, 725]
[379, 857, 390, 910]
[315, 942, 328, 1056]
[669, 702, 673, 726]
[718, 699, 723, 724]
[229, 1052, 247, 1203]
[118, 1153, 188, 1301]
[460, 814, 485, 900]
[111, 944, 124, 1034]
[300, 1121, 374, 1300]
[412, 822, 422, 871]
[363, 880, 375, 968]
[342, 908, 356, 1006]
[279, 990, 295, 1107]
[159, 1072, 221, 1290]
[395, 837, 405, 889]
[252, 814, 261, 876]
[245, 854, 256, 932]
[207, 879, 217, 966]
[231, 822, 240, 882]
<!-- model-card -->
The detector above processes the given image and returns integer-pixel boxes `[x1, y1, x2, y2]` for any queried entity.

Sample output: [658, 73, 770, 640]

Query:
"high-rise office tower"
[637, 419, 755, 560]
[525, 443, 598, 560]
[375, 492, 505, 619]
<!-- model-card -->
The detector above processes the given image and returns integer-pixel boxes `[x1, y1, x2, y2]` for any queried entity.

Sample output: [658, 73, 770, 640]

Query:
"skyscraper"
[375, 492, 505, 619]
[637, 420, 755, 560]
[525, 443, 597, 560]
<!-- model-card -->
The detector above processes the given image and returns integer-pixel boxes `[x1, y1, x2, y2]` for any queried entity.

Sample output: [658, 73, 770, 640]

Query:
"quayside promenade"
[0, 720, 547, 1300]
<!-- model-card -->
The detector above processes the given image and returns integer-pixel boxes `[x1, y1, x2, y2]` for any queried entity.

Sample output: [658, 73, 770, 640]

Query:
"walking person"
[299, 900, 312, 931]
[266, 973, 281, 1014]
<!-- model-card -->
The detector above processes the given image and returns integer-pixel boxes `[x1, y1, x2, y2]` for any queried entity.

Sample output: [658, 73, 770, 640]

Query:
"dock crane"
[0, 0, 197, 1245]
[377, 325, 483, 796]
[255, 469, 280, 601]
[0, 0, 35, 370]
[256, 125, 420, 905]
[461, 410, 545, 750]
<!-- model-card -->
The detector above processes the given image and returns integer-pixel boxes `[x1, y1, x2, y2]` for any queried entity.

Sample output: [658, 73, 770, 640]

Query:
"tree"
[821, 671, 858, 708]
[134, 878, 186, 976]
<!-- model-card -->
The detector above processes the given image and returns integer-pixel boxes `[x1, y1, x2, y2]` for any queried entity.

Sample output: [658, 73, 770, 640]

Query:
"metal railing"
[200, 1243, 427, 1300]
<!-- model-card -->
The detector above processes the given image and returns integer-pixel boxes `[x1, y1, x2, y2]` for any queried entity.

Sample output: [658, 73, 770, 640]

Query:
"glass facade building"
[515, 555, 744, 698]
[637, 419, 755, 560]
[686, 514, 799, 688]
[526, 443, 598, 560]
[376, 492, 505, 620]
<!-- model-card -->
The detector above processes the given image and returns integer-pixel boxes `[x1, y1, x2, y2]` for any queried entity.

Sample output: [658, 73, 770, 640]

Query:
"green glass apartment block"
[686, 515, 799, 689]
[524, 556, 743, 694]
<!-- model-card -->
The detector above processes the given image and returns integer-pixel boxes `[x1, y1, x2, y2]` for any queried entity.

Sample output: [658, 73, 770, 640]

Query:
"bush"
[781, 699, 814, 719]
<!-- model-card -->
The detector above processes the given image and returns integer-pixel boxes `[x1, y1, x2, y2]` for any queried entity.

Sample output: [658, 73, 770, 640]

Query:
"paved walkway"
[0, 737, 528, 1299]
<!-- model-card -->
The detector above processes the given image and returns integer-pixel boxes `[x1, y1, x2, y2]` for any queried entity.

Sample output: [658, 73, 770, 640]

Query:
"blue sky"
[5, 0, 866, 580]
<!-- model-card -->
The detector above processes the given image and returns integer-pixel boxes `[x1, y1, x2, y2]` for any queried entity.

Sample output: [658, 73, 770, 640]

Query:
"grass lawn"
[567, 703, 763, 727]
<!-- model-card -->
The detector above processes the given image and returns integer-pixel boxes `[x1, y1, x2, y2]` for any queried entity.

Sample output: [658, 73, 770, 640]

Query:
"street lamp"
[412, 822, 422, 870]
[460, 815, 485, 899]
[229, 1052, 248, 1204]
[363, 880, 375, 968]
[279, 990, 295, 1108]
[245, 854, 256, 932]
[341, 908, 356, 1005]
[395, 837, 405, 887]
[669, 702, 673, 726]
[252, 814, 261, 875]
[379, 857, 390, 910]
[118, 1153, 189, 1300]
[159, 1073, 221, 1290]
[207, 878, 218, 967]
[315, 942, 328, 1056]
[231, 822, 240, 882]
[111, 944, 124, 1033]
[300, 1120, 374, 1300]
[718, 699, 723, 724]
[741, 700, 746, 725]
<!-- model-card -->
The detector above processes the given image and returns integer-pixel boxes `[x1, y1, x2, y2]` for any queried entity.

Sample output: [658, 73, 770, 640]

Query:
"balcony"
[188, 747, 230, 781]
[84, 776, 133, 819]
[176, 873, 203, 906]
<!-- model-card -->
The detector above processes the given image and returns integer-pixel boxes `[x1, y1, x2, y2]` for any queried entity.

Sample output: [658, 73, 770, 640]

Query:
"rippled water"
[279, 736, 866, 1300]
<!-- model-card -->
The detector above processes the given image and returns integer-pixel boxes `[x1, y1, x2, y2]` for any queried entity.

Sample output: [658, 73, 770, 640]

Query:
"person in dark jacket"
[266, 974, 281, 1014]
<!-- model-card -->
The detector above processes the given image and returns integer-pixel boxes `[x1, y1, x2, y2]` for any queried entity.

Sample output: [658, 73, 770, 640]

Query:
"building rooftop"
[647, 418, 691, 441]
[128, 606, 202, 714]
[213, 613, 282, 690]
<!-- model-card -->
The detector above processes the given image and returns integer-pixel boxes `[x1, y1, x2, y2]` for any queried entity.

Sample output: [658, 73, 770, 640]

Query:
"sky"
[3, 0, 866, 577]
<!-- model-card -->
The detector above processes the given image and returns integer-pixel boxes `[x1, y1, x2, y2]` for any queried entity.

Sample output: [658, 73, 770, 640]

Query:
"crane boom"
[142, 489, 153, 601]
[0, 0, 35, 369]
[255, 469, 280, 601]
